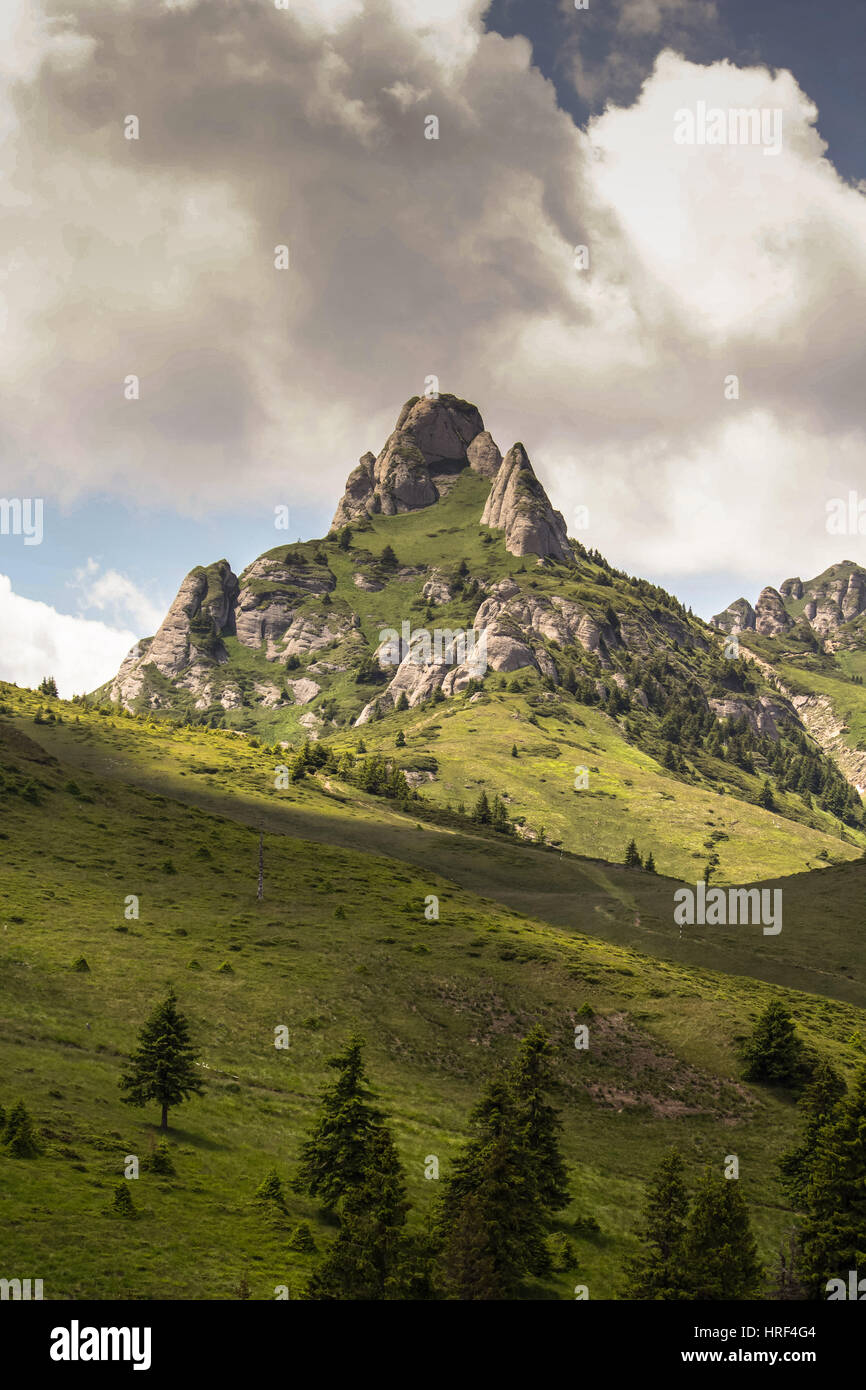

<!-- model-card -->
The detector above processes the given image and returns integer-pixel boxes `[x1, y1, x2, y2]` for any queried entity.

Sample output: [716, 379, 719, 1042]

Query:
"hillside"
[2, 682, 865, 1299]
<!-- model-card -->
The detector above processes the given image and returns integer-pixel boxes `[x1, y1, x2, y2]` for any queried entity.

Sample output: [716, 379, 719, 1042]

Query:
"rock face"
[707, 694, 794, 741]
[710, 598, 756, 634]
[715, 564, 866, 647]
[780, 577, 803, 600]
[466, 430, 501, 479]
[755, 587, 793, 636]
[480, 443, 573, 563]
[331, 394, 486, 528]
[235, 555, 336, 658]
[110, 560, 238, 706]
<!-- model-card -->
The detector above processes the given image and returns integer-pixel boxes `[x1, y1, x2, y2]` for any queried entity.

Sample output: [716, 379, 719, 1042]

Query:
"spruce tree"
[472, 790, 491, 824]
[622, 1150, 691, 1299]
[113, 1183, 138, 1219]
[779, 1059, 846, 1207]
[644, 852, 657, 874]
[292, 1037, 384, 1211]
[119, 988, 204, 1131]
[255, 1168, 287, 1209]
[2, 1099, 41, 1158]
[759, 778, 776, 810]
[684, 1167, 762, 1299]
[508, 1025, 569, 1213]
[436, 1077, 549, 1299]
[796, 1065, 866, 1296]
[624, 838, 643, 869]
[305, 1124, 424, 1299]
[742, 1000, 806, 1086]
[148, 1137, 176, 1176]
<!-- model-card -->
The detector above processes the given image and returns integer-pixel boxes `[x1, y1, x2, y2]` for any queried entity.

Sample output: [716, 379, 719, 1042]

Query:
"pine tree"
[395, 730, 405, 748]
[624, 839, 643, 869]
[779, 1060, 846, 1207]
[435, 1077, 550, 1299]
[113, 1183, 138, 1219]
[255, 1167, 287, 1209]
[684, 1167, 762, 1299]
[148, 1137, 176, 1176]
[2, 1099, 41, 1158]
[796, 1065, 866, 1296]
[472, 790, 491, 824]
[395, 692, 409, 712]
[742, 1000, 806, 1086]
[305, 1124, 424, 1299]
[119, 988, 204, 1131]
[759, 777, 776, 810]
[292, 1037, 384, 1211]
[511, 743, 518, 758]
[644, 852, 657, 874]
[622, 1150, 691, 1299]
[508, 1025, 569, 1213]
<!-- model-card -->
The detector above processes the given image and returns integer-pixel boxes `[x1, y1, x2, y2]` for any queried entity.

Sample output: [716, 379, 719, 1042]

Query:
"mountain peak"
[481, 441, 573, 563]
[331, 393, 487, 529]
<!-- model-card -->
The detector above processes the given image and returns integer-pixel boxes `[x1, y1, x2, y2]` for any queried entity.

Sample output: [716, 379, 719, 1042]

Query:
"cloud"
[0, 2, 864, 606]
[70, 558, 167, 633]
[0, 573, 138, 696]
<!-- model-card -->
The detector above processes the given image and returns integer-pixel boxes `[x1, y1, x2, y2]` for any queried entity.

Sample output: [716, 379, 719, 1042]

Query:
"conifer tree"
[472, 790, 491, 824]
[796, 1065, 866, 1296]
[305, 1124, 425, 1300]
[255, 1168, 287, 1209]
[119, 988, 204, 1131]
[148, 1137, 176, 1176]
[758, 777, 776, 810]
[2, 1099, 41, 1158]
[624, 839, 643, 869]
[508, 1025, 569, 1213]
[292, 1037, 384, 1211]
[644, 852, 657, 874]
[436, 1077, 550, 1299]
[622, 1150, 691, 1299]
[113, 1183, 138, 1219]
[779, 1059, 846, 1207]
[684, 1167, 762, 1299]
[742, 1000, 806, 1086]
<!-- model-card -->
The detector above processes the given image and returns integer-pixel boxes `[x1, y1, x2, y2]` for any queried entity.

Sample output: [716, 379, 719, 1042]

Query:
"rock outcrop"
[110, 560, 238, 706]
[755, 587, 793, 637]
[480, 443, 573, 563]
[710, 598, 756, 634]
[331, 394, 485, 528]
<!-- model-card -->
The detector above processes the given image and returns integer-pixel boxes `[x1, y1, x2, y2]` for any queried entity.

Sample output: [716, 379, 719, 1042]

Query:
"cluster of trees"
[778, 1062, 866, 1297]
[739, 999, 866, 1297]
[471, 789, 512, 834]
[624, 1151, 762, 1299]
[13, 988, 861, 1301]
[293, 1028, 570, 1299]
[624, 839, 656, 873]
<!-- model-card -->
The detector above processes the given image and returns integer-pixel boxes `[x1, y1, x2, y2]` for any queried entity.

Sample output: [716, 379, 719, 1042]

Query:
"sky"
[1, 0, 865, 694]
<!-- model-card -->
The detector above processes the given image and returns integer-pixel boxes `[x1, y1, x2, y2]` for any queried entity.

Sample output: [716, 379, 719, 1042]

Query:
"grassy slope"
[1, 687, 865, 1300]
